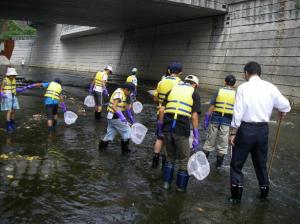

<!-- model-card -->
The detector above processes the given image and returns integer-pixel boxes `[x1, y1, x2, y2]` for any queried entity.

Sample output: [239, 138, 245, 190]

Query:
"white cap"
[131, 67, 138, 74]
[185, 75, 199, 86]
[6, 67, 17, 76]
[104, 65, 113, 73]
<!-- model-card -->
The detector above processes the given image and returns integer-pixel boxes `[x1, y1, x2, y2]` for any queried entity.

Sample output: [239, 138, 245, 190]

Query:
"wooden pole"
[268, 116, 283, 177]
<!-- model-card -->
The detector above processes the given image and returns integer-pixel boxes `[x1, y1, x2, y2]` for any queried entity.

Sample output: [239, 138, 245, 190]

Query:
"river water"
[0, 67, 299, 223]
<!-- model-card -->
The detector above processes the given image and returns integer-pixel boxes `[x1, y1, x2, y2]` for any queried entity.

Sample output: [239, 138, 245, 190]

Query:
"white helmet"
[185, 75, 199, 86]
[131, 67, 138, 74]
[104, 65, 113, 73]
[6, 67, 17, 76]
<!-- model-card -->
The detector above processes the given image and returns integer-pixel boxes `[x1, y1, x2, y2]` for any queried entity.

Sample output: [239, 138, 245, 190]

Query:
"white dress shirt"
[231, 75, 291, 128]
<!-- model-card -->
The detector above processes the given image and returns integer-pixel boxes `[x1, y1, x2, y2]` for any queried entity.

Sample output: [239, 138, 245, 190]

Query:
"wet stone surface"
[0, 67, 299, 223]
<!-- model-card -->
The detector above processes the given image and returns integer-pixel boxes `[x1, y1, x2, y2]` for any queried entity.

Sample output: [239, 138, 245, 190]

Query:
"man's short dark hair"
[244, 61, 261, 76]
[225, 75, 236, 86]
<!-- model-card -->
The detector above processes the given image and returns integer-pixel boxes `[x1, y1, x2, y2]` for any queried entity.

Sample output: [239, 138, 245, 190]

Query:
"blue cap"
[169, 62, 182, 74]
[54, 78, 62, 84]
[122, 82, 135, 92]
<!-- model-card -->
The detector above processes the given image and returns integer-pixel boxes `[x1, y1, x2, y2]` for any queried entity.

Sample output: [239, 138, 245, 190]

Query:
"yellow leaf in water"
[0, 154, 9, 159]
[26, 156, 40, 161]
[7, 175, 14, 179]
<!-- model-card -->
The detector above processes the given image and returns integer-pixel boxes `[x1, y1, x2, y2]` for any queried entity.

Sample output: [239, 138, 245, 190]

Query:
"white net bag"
[187, 151, 210, 181]
[131, 123, 148, 144]
[84, 95, 95, 107]
[64, 111, 78, 125]
[132, 101, 143, 114]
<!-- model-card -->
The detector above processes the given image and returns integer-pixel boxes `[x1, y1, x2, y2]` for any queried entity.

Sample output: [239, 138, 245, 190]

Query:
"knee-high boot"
[163, 162, 174, 190]
[121, 139, 131, 153]
[176, 170, 189, 192]
[229, 185, 243, 203]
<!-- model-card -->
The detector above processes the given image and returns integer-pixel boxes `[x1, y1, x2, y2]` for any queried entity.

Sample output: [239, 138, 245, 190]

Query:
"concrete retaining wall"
[22, 24, 124, 73]
[10, 0, 300, 103]
[118, 0, 300, 103]
[10, 39, 34, 65]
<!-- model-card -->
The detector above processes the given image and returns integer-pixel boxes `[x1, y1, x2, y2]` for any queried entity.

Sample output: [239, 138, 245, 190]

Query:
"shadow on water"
[0, 66, 299, 223]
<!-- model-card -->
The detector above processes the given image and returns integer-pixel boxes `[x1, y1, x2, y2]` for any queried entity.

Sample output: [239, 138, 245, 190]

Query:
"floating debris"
[33, 114, 42, 120]
[196, 207, 204, 213]
[0, 154, 9, 159]
[7, 175, 14, 179]
[0, 153, 42, 161]
[5, 167, 14, 171]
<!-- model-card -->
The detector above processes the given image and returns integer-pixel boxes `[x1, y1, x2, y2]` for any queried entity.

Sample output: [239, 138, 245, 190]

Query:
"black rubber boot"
[152, 153, 160, 168]
[228, 185, 243, 203]
[94, 112, 101, 120]
[10, 120, 16, 130]
[99, 140, 109, 150]
[53, 119, 57, 127]
[48, 126, 55, 132]
[161, 155, 166, 171]
[121, 139, 131, 153]
[216, 154, 225, 168]
[259, 186, 269, 200]
[6, 121, 13, 133]
[203, 150, 210, 158]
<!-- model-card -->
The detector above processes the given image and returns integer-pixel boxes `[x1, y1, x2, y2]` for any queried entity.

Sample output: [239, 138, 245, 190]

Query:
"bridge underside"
[0, 0, 226, 30]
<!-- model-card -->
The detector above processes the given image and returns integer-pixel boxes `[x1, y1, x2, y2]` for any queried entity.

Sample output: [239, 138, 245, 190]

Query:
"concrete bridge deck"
[0, 0, 227, 31]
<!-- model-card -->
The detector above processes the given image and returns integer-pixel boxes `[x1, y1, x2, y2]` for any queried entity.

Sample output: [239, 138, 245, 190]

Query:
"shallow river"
[0, 67, 299, 223]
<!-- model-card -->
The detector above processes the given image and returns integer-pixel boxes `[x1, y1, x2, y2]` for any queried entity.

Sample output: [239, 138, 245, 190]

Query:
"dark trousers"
[230, 122, 269, 187]
[164, 132, 190, 171]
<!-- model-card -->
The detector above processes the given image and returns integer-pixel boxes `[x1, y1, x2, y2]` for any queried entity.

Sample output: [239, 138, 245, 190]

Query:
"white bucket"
[131, 123, 148, 144]
[132, 101, 143, 114]
[84, 95, 95, 107]
[187, 151, 210, 181]
[64, 111, 78, 125]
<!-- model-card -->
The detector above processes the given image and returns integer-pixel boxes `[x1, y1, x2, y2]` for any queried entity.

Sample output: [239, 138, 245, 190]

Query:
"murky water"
[0, 67, 299, 223]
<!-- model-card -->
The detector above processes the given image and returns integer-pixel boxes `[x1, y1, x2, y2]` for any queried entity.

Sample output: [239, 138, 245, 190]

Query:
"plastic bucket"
[64, 111, 78, 125]
[187, 151, 210, 181]
[131, 123, 148, 144]
[84, 95, 95, 107]
[132, 101, 143, 114]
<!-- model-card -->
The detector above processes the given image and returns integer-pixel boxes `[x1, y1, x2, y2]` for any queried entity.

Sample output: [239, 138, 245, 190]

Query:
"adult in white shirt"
[228, 61, 291, 203]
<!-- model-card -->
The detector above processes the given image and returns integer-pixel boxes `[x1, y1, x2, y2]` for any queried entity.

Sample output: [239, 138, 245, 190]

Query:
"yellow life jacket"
[44, 81, 62, 100]
[3, 77, 16, 94]
[164, 83, 194, 118]
[214, 87, 236, 116]
[126, 75, 137, 86]
[94, 71, 107, 87]
[157, 76, 181, 106]
[107, 88, 127, 112]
